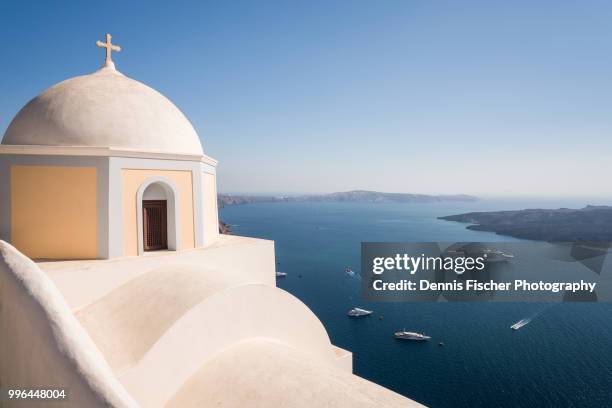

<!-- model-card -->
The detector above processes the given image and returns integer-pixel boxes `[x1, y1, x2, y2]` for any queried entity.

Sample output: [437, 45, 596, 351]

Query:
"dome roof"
[2, 66, 203, 155]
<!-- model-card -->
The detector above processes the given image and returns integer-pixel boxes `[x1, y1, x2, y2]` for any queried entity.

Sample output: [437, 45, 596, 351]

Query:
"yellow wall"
[121, 169, 195, 256]
[10, 165, 97, 259]
[202, 173, 219, 246]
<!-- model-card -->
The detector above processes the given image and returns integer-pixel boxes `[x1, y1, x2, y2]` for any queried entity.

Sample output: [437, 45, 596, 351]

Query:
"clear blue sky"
[1, 1, 611, 197]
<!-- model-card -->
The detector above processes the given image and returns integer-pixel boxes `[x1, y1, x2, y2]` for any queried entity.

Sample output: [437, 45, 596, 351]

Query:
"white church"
[0, 35, 420, 407]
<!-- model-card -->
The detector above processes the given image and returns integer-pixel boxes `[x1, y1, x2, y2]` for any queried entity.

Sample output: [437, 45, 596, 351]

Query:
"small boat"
[275, 272, 287, 277]
[511, 318, 530, 330]
[445, 247, 514, 263]
[394, 330, 431, 341]
[482, 249, 514, 263]
[438, 342, 445, 347]
[347, 307, 373, 317]
[345, 267, 357, 278]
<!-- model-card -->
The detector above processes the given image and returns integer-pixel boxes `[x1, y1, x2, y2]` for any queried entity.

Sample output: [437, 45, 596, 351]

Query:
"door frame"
[136, 177, 181, 255]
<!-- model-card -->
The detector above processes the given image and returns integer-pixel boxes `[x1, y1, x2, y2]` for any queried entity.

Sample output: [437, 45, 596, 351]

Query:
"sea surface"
[220, 199, 612, 408]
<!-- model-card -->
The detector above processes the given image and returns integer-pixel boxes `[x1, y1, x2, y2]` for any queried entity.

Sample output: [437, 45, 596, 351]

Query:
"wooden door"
[143, 200, 167, 251]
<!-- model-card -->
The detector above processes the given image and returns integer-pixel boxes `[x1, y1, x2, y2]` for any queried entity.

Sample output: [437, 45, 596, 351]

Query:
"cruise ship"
[394, 330, 431, 341]
[347, 307, 373, 317]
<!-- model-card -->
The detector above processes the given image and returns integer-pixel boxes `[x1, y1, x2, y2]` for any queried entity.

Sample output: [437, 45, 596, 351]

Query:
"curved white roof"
[9, 235, 422, 407]
[2, 65, 203, 155]
[167, 339, 422, 408]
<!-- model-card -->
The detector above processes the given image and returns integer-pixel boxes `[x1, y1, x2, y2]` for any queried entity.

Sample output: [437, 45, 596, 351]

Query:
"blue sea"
[220, 199, 612, 408]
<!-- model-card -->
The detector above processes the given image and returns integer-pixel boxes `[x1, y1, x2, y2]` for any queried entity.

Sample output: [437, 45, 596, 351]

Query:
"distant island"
[218, 190, 478, 208]
[440, 205, 612, 242]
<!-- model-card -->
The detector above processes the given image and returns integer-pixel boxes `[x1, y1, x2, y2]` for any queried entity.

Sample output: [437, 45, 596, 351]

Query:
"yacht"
[511, 318, 530, 330]
[445, 247, 513, 263]
[482, 249, 514, 263]
[347, 307, 373, 317]
[394, 330, 431, 341]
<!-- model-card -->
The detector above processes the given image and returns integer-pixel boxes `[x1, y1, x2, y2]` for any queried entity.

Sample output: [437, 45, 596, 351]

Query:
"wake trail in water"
[528, 303, 557, 320]
[514, 304, 557, 329]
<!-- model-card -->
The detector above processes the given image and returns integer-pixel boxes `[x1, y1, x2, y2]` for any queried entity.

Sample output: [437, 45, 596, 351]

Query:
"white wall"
[202, 172, 219, 245]
[0, 241, 137, 408]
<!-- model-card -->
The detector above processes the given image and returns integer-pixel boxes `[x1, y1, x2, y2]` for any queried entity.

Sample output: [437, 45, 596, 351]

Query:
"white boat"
[482, 249, 514, 263]
[394, 330, 431, 341]
[347, 307, 372, 317]
[511, 318, 530, 330]
[446, 248, 514, 263]
[275, 272, 287, 277]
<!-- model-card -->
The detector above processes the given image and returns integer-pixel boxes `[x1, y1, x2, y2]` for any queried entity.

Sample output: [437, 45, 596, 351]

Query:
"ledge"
[0, 145, 218, 166]
[38, 235, 275, 310]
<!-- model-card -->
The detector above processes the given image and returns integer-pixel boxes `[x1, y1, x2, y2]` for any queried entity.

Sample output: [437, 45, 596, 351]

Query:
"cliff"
[219, 221, 231, 235]
[440, 205, 612, 242]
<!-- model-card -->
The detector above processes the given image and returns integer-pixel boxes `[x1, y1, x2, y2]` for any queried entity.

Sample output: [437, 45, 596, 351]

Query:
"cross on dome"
[96, 33, 121, 68]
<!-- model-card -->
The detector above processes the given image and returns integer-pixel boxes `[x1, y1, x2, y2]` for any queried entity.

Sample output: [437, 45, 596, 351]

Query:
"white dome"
[2, 66, 204, 155]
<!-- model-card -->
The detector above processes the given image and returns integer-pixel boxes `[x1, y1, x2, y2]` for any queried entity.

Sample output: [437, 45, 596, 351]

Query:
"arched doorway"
[136, 178, 180, 255]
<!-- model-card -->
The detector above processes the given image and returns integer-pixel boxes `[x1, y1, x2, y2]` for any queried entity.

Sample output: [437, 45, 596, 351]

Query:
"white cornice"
[0, 145, 218, 166]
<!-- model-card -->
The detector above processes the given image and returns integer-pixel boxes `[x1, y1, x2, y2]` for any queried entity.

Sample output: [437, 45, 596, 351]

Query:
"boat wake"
[511, 304, 557, 331]
[511, 318, 531, 330]
[345, 267, 361, 280]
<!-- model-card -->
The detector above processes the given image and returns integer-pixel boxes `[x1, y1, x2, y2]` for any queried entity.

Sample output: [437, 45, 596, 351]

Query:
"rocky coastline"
[440, 205, 612, 242]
